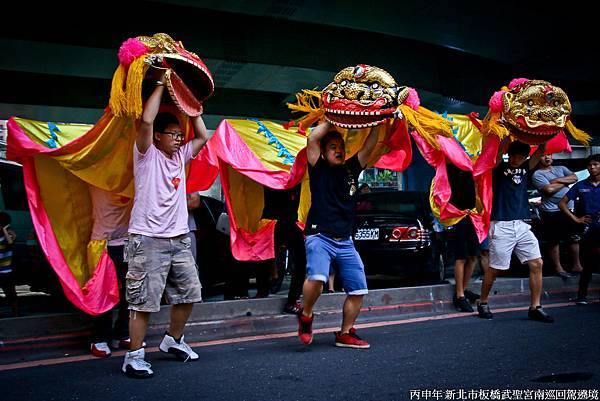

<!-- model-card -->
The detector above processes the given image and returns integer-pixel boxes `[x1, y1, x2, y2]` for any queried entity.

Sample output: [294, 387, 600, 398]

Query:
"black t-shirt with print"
[491, 161, 531, 221]
[306, 155, 363, 237]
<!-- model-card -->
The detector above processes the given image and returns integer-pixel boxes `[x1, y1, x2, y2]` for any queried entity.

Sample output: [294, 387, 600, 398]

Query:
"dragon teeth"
[325, 109, 387, 116]
[326, 118, 387, 129]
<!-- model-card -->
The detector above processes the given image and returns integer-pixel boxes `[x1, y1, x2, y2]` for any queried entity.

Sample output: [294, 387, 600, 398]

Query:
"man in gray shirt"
[532, 154, 583, 278]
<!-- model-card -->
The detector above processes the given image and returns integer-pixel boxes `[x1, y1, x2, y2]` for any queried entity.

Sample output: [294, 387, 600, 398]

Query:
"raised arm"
[190, 115, 212, 157]
[495, 136, 511, 167]
[306, 121, 333, 166]
[528, 142, 546, 170]
[357, 126, 379, 168]
[137, 70, 166, 154]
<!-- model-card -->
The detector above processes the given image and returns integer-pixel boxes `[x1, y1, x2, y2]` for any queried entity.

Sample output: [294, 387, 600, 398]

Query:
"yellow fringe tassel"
[109, 65, 127, 116]
[399, 105, 452, 149]
[566, 120, 591, 145]
[286, 89, 325, 131]
[287, 89, 322, 113]
[124, 57, 149, 120]
[481, 111, 510, 140]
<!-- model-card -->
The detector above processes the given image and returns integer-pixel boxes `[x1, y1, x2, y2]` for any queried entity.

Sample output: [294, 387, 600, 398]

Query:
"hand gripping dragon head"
[322, 64, 412, 128]
[484, 78, 590, 145]
[110, 33, 214, 118]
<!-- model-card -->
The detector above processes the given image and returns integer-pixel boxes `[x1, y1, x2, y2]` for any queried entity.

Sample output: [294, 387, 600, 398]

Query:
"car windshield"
[356, 192, 423, 215]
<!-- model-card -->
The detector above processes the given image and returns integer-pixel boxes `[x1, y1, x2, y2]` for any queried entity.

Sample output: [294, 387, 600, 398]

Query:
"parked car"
[353, 190, 446, 283]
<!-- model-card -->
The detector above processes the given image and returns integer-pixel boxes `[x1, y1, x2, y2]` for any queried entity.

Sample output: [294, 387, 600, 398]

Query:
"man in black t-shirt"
[446, 164, 483, 312]
[297, 121, 378, 349]
[477, 140, 553, 323]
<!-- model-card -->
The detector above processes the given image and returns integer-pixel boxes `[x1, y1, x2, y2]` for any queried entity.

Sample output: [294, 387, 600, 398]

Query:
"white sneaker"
[90, 342, 111, 358]
[122, 348, 153, 379]
[159, 333, 198, 362]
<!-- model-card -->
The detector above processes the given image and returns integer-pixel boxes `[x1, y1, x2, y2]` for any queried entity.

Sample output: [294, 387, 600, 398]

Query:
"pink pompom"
[404, 88, 420, 110]
[118, 38, 148, 66]
[488, 90, 505, 113]
[508, 78, 530, 90]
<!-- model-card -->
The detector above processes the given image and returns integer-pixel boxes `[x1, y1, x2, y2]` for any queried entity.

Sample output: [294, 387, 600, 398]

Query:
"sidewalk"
[1, 274, 597, 363]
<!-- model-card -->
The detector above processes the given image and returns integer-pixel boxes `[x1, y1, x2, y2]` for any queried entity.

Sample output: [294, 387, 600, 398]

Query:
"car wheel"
[435, 254, 446, 283]
[422, 253, 446, 284]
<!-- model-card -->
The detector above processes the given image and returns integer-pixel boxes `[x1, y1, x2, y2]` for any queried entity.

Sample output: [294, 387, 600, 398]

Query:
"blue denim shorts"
[305, 233, 368, 295]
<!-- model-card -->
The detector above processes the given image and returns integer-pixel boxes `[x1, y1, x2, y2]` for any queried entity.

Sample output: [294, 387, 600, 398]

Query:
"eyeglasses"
[160, 131, 185, 141]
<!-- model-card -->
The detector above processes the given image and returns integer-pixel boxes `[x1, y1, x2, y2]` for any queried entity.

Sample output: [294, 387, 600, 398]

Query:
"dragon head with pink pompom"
[109, 33, 214, 119]
[483, 78, 590, 145]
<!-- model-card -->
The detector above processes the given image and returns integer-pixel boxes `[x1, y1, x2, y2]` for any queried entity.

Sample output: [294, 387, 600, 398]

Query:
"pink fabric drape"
[374, 120, 413, 171]
[11, 132, 120, 315]
[412, 130, 500, 242]
[210, 120, 308, 261]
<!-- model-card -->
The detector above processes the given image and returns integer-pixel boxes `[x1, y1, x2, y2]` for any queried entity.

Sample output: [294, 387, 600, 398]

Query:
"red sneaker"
[334, 328, 370, 349]
[297, 310, 313, 345]
[90, 342, 112, 358]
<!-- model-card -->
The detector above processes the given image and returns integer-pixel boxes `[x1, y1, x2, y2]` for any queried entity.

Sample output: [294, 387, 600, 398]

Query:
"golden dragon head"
[483, 78, 590, 145]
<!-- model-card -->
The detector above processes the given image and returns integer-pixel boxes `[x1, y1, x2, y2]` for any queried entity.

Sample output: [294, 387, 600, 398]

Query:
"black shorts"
[448, 218, 481, 260]
[539, 211, 581, 244]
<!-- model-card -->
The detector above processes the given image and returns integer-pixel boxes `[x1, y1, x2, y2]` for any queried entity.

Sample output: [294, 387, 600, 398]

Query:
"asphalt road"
[2, 304, 599, 401]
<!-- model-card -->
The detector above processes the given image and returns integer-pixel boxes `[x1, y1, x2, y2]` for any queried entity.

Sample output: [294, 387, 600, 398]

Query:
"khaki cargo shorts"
[124, 234, 202, 312]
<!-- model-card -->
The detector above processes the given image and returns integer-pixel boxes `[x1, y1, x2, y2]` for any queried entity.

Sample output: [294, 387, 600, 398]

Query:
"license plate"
[354, 228, 379, 240]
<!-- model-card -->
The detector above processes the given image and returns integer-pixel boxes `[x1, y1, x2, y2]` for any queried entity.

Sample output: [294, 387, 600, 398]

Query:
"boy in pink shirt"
[122, 71, 212, 379]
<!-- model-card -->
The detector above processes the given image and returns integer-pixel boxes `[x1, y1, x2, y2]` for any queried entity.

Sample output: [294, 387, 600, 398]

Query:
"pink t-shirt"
[128, 142, 194, 238]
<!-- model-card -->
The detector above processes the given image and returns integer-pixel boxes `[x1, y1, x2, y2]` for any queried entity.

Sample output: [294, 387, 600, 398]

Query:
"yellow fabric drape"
[448, 114, 483, 158]
[13, 116, 139, 286]
[227, 166, 266, 232]
[15, 116, 138, 196]
[224, 120, 311, 230]
[34, 155, 95, 286]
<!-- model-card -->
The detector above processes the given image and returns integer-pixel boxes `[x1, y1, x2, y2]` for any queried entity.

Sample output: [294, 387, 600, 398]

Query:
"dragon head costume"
[322, 64, 413, 128]
[288, 64, 451, 149]
[482, 78, 590, 146]
[109, 33, 214, 119]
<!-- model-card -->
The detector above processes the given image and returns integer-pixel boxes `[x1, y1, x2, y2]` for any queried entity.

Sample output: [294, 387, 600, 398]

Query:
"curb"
[1, 275, 596, 344]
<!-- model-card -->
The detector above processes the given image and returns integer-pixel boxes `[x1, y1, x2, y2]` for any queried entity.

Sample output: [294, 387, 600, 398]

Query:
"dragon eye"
[371, 83, 380, 89]
[527, 99, 534, 107]
[340, 80, 348, 86]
